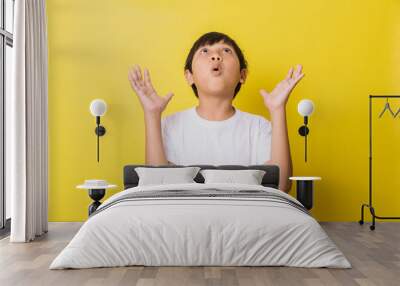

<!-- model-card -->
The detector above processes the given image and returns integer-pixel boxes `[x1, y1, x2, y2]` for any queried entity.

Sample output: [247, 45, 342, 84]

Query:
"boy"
[128, 32, 304, 193]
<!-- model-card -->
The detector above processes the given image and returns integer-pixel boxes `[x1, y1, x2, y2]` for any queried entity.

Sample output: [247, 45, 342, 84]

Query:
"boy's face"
[185, 40, 247, 98]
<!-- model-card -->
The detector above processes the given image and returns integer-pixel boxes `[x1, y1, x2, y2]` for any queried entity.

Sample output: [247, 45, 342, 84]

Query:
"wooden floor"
[0, 222, 399, 286]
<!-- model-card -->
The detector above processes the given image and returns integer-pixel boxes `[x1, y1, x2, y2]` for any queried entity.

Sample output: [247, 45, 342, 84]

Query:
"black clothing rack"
[359, 95, 400, 230]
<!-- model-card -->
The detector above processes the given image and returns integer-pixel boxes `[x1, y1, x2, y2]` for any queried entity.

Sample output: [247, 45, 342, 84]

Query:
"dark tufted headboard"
[123, 164, 280, 190]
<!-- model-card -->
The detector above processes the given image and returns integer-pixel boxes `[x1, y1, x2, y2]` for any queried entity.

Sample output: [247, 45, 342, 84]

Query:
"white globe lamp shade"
[297, 99, 314, 117]
[90, 99, 107, 117]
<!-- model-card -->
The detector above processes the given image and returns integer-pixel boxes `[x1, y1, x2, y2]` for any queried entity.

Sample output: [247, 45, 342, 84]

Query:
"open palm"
[260, 65, 305, 112]
[128, 65, 174, 114]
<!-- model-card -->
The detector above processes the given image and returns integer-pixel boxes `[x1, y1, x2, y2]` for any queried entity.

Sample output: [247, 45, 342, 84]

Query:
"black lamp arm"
[298, 116, 310, 162]
[94, 116, 106, 162]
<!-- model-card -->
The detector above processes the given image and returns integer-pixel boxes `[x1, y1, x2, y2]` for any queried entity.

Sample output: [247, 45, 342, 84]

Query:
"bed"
[49, 164, 351, 269]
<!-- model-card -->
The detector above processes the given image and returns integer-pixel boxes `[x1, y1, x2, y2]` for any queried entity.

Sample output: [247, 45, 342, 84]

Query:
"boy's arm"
[144, 112, 169, 165]
[260, 64, 304, 193]
[128, 65, 174, 166]
[265, 108, 293, 193]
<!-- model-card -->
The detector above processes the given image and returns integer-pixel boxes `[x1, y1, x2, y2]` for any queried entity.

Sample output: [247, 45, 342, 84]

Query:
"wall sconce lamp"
[89, 99, 107, 162]
[297, 99, 314, 162]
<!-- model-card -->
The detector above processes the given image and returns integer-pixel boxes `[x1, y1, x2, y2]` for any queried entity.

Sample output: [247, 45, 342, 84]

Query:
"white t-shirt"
[161, 106, 272, 166]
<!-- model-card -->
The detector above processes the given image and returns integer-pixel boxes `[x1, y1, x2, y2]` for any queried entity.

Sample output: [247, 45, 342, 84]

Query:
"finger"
[292, 73, 305, 87]
[128, 67, 140, 81]
[295, 73, 305, 82]
[128, 66, 137, 81]
[285, 67, 294, 80]
[164, 92, 174, 103]
[293, 64, 303, 78]
[144, 68, 156, 90]
[128, 68, 137, 85]
[259, 89, 269, 98]
[128, 72, 141, 93]
[128, 68, 146, 94]
[129, 66, 143, 89]
[128, 68, 142, 90]
[134, 65, 144, 87]
[136, 65, 143, 81]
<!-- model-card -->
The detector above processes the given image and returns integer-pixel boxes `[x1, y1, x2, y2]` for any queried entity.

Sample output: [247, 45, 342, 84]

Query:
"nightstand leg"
[296, 181, 314, 210]
[88, 189, 105, 216]
[89, 201, 101, 216]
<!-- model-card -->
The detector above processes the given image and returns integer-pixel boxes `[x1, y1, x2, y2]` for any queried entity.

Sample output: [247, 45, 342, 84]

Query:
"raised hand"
[128, 65, 174, 115]
[260, 64, 305, 113]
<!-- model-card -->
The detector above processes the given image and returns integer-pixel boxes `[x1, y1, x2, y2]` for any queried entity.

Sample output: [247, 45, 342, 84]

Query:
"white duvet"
[49, 183, 351, 269]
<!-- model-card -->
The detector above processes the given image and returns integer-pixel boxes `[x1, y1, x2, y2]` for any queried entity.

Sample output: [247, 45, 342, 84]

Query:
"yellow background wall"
[46, 0, 400, 221]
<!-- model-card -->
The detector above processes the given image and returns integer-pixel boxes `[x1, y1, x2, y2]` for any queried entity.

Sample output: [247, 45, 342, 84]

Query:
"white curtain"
[8, 0, 49, 242]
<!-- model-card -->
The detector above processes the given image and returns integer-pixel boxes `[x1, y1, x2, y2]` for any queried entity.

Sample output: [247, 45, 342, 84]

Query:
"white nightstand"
[289, 176, 321, 210]
[77, 180, 117, 216]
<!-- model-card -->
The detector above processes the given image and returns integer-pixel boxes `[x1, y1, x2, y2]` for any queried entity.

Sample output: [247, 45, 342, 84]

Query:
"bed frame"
[123, 164, 280, 190]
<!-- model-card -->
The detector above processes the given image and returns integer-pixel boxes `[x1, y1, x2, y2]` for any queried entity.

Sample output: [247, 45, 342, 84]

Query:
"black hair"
[184, 32, 248, 99]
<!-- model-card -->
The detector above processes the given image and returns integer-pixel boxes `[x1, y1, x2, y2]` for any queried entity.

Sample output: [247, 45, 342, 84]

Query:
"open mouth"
[211, 66, 222, 75]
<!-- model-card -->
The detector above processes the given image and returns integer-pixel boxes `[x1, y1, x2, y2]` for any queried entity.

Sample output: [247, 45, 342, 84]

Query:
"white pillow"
[200, 169, 266, 185]
[135, 167, 201, 186]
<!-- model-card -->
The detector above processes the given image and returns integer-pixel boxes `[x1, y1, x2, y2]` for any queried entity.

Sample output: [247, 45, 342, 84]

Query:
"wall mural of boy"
[128, 32, 305, 193]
